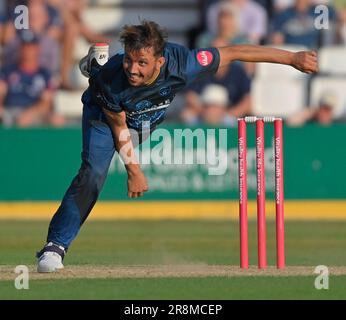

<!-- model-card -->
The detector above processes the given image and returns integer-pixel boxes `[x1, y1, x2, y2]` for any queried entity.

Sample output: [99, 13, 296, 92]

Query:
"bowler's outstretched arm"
[218, 45, 318, 74]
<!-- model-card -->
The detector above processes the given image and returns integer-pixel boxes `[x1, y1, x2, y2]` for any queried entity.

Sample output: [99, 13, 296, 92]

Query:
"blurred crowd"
[0, 0, 110, 126]
[0, 0, 345, 128]
[183, 0, 345, 127]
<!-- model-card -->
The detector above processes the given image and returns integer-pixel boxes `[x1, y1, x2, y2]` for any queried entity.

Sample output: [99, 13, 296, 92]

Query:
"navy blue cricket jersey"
[82, 42, 220, 131]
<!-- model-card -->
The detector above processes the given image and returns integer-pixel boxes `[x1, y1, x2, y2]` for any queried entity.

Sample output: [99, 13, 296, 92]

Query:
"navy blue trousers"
[47, 99, 116, 249]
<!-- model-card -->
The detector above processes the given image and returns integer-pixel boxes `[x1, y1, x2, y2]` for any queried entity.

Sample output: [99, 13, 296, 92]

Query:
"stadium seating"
[251, 78, 307, 118]
[70, 63, 89, 90]
[82, 5, 198, 35]
[318, 46, 346, 75]
[54, 90, 84, 119]
[252, 45, 310, 118]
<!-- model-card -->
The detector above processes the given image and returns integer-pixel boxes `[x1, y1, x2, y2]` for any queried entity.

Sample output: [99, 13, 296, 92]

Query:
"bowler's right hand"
[291, 51, 318, 74]
[127, 169, 149, 198]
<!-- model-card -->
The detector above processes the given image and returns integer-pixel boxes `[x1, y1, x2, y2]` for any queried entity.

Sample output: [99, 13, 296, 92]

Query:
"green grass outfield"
[0, 220, 346, 299]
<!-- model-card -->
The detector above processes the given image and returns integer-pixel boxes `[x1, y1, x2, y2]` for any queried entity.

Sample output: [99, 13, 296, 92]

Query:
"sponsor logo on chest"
[127, 98, 172, 118]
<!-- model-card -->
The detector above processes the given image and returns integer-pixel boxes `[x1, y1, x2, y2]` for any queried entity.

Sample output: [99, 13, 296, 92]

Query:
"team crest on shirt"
[135, 100, 152, 110]
[196, 51, 213, 67]
[159, 86, 171, 97]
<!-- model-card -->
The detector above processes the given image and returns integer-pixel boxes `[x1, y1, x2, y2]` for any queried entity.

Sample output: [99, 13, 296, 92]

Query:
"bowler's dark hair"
[120, 20, 167, 57]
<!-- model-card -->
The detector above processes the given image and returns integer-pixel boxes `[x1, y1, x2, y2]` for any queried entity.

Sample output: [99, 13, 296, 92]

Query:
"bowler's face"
[123, 47, 165, 86]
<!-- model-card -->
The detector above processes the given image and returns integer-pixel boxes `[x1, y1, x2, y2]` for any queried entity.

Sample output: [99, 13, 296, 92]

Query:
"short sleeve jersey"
[83, 42, 220, 131]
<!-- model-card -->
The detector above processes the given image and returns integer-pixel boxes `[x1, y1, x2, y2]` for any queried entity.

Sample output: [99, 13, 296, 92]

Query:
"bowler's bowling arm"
[217, 45, 318, 74]
[102, 108, 140, 174]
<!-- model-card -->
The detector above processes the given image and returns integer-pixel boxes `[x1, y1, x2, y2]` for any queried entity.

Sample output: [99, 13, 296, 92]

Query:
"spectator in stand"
[4, 0, 63, 81]
[3, 0, 63, 44]
[181, 61, 251, 125]
[48, 0, 111, 89]
[196, 1, 249, 48]
[271, 0, 337, 49]
[4, 0, 110, 89]
[0, 31, 64, 127]
[200, 84, 234, 125]
[287, 90, 337, 126]
[198, 2, 257, 77]
[271, 0, 317, 48]
[207, 0, 268, 45]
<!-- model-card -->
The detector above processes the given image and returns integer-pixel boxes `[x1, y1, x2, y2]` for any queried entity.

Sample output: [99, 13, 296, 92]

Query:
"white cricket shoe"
[79, 43, 109, 78]
[37, 242, 65, 273]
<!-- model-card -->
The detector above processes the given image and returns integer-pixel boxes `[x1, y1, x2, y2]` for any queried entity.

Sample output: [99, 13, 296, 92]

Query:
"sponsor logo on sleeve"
[196, 51, 213, 67]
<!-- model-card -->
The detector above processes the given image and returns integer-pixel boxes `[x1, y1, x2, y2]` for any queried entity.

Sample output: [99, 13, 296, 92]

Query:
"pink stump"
[274, 119, 285, 269]
[256, 119, 267, 269]
[238, 119, 248, 269]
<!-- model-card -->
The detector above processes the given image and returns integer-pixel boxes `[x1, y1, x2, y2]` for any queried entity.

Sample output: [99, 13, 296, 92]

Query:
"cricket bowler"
[36, 20, 317, 272]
